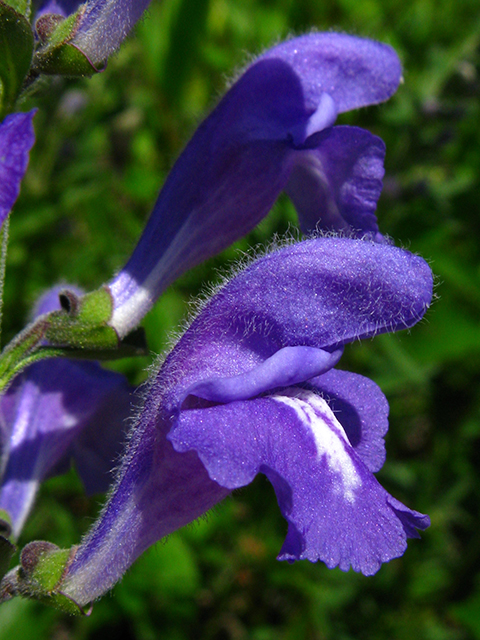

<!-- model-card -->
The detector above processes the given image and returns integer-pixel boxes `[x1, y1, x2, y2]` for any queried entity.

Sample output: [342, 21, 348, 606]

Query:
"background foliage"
[2, 0, 480, 637]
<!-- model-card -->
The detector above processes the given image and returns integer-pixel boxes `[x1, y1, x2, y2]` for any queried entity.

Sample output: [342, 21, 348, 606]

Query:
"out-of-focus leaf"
[0, 1, 33, 117]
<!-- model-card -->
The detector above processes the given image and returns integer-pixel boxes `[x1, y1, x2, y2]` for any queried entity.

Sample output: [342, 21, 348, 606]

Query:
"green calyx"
[32, 7, 106, 77]
[45, 287, 119, 350]
[0, 286, 147, 393]
[0, 542, 87, 615]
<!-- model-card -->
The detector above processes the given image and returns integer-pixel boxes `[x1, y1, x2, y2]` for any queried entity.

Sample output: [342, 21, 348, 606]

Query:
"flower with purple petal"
[59, 237, 433, 607]
[107, 32, 402, 338]
[36, 0, 153, 68]
[0, 111, 36, 230]
[0, 286, 134, 540]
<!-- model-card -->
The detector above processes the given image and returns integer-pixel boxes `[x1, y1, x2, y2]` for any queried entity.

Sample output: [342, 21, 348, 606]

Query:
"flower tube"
[107, 33, 402, 337]
[58, 237, 432, 606]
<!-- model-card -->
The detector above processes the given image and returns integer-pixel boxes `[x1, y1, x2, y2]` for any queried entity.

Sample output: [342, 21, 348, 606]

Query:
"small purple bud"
[0, 112, 36, 229]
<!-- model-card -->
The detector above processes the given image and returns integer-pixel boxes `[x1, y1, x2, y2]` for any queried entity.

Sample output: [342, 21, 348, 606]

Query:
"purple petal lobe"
[286, 126, 386, 237]
[170, 388, 429, 575]
[185, 346, 343, 404]
[386, 495, 430, 538]
[0, 111, 36, 228]
[309, 369, 389, 473]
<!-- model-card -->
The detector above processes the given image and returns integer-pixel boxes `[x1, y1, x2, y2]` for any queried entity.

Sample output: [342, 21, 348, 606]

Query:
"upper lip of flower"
[105, 32, 402, 338]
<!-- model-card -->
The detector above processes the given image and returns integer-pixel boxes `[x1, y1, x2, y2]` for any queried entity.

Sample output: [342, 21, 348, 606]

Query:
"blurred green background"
[2, 0, 480, 637]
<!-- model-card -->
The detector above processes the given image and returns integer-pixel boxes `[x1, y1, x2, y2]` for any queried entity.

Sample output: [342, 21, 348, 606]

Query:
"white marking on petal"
[272, 388, 361, 502]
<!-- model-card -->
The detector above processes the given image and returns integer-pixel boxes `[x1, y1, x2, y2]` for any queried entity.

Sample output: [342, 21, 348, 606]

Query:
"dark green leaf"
[0, 0, 34, 117]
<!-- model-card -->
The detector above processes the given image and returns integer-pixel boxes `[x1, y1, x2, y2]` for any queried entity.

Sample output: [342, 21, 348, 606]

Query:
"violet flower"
[36, 0, 152, 68]
[0, 112, 36, 229]
[108, 33, 402, 338]
[60, 237, 432, 606]
[0, 287, 133, 539]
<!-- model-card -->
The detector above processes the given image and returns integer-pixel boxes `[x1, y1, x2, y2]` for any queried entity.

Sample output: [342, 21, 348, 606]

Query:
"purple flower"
[0, 287, 134, 539]
[108, 33, 402, 338]
[0, 112, 36, 230]
[60, 237, 432, 606]
[36, 0, 152, 67]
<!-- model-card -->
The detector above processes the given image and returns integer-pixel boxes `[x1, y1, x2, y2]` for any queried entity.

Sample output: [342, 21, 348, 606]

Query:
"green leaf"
[0, 0, 34, 117]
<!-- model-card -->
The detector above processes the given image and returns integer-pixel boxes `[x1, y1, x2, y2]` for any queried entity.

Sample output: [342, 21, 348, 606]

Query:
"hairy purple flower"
[108, 33, 402, 338]
[0, 112, 36, 229]
[60, 237, 432, 606]
[36, 0, 152, 67]
[0, 287, 133, 539]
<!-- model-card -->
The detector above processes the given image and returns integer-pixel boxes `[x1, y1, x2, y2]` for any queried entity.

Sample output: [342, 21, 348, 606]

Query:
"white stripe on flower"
[273, 389, 361, 503]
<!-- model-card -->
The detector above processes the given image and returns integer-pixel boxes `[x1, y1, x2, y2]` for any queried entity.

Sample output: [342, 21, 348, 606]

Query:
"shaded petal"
[0, 359, 132, 538]
[286, 126, 386, 238]
[108, 34, 401, 336]
[157, 238, 432, 410]
[0, 112, 36, 229]
[308, 369, 389, 473]
[109, 140, 293, 335]
[170, 388, 429, 575]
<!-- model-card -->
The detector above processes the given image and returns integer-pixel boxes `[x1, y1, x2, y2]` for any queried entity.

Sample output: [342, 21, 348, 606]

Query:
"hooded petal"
[108, 34, 401, 337]
[169, 387, 429, 575]
[0, 112, 36, 229]
[156, 238, 432, 411]
[0, 287, 133, 539]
